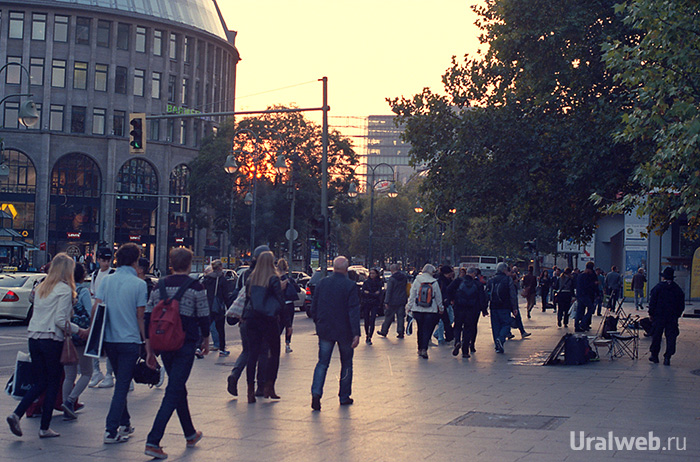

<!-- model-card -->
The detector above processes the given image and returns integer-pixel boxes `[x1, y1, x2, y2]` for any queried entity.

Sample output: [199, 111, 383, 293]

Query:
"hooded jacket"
[406, 271, 443, 314]
[383, 271, 408, 306]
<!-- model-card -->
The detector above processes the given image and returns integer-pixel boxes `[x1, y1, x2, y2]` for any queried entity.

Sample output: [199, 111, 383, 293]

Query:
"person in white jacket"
[406, 264, 443, 359]
[6, 253, 88, 439]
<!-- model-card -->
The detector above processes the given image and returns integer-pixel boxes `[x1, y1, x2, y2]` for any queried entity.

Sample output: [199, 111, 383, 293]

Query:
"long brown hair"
[248, 251, 278, 287]
[36, 253, 76, 299]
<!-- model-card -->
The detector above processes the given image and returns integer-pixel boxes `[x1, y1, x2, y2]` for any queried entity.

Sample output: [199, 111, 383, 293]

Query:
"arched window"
[0, 149, 36, 195]
[117, 158, 158, 198]
[51, 153, 101, 198]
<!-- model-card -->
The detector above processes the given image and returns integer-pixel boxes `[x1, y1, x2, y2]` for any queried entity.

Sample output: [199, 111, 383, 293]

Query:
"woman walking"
[361, 268, 383, 345]
[243, 251, 284, 402]
[557, 268, 574, 328]
[6, 253, 88, 438]
[406, 264, 443, 359]
[61, 263, 93, 420]
[277, 258, 299, 353]
[539, 270, 552, 312]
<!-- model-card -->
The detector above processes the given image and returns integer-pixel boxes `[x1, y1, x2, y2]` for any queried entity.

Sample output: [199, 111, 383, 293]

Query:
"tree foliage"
[601, 0, 700, 236]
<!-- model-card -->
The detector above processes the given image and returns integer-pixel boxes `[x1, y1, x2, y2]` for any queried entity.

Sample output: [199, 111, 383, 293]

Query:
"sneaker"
[186, 430, 203, 448]
[98, 375, 114, 388]
[506, 334, 515, 340]
[195, 348, 204, 359]
[118, 425, 135, 438]
[663, 357, 671, 366]
[462, 351, 470, 358]
[104, 432, 129, 444]
[495, 339, 504, 354]
[75, 402, 85, 411]
[376, 331, 387, 338]
[144, 445, 168, 459]
[418, 349, 429, 359]
[285, 343, 293, 354]
[397, 334, 404, 339]
[365, 337, 372, 345]
[156, 367, 166, 388]
[38, 428, 60, 438]
[452, 342, 461, 356]
[7, 413, 22, 437]
[227, 374, 238, 397]
[521, 332, 532, 338]
[61, 400, 78, 420]
[88, 371, 105, 388]
[339, 398, 354, 406]
[219, 350, 231, 357]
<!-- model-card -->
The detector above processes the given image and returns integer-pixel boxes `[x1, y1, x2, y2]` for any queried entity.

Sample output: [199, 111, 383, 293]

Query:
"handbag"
[60, 321, 79, 365]
[226, 288, 246, 319]
[133, 358, 161, 387]
[5, 351, 32, 400]
[249, 281, 281, 317]
[211, 277, 223, 315]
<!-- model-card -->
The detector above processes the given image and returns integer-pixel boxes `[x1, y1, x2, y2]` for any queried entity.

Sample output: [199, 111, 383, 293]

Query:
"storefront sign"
[175, 237, 184, 243]
[67, 232, 81, 239]
[129, 235, 141, 242]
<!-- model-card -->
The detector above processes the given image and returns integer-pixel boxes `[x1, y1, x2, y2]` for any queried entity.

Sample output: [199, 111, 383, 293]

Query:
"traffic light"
[310, 216, 325, 250]
[129, 113, 146, 154]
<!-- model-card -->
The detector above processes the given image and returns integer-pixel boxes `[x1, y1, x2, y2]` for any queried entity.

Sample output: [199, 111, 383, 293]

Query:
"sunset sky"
[218, 1, 482, 124]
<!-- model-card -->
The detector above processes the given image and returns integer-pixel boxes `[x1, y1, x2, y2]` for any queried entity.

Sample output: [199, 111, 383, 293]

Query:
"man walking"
[89, 247, 116, 388]
[94, 243, 148, 444]
[575, 262, 598, 332]
[631, 268, 647, 310]
[648, 267, 685, 366]
[605, 266, 623, 310]
[522, 266, 537, 319]
[487, 263, 519, 354]
[310, 256, 360, 411]
[446, 267, 487, 358]
[377, 263, 408, 339]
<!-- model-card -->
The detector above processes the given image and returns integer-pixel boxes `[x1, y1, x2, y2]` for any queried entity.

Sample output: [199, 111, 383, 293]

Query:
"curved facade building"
[0, 0, 239, 271]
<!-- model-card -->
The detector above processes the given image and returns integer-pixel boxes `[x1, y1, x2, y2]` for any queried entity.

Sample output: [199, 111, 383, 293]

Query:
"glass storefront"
[115, 158, 158, 263]
[167, 163, 192, 253]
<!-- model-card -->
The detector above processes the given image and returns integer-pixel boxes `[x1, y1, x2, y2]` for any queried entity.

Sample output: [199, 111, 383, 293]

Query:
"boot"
[255, 383, 265, 397]
[247, 382, 256, 403]
[263, 381, 280, 399]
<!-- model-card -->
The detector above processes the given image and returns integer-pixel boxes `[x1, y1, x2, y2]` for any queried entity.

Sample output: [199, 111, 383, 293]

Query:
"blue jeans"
[104, 342, 140, 435]
[147, 342, 197, 447]
[311, 338, 353, 401]
[490, 309, 512, 346]
[13, 338, 63, 431]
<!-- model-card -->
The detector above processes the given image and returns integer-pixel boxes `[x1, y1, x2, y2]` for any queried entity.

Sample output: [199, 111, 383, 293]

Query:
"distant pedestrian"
[648, 267, 685, 366]
[446, 267, 487, 358]
[310, 256, 360, 411]
[538, 270, 551, 312]
[595, 268, 605, 316]
[202, 260, 233, 357]
[556, 268, 574, 328]
[510, 266, 531, 339]
[89, 247, 116, 389]
[360, 268, 383, 344]
[575, 262, 597, 332]
[277, 258, 300, 354]
[522, 266, 537, 318]
[434, 265, 455, 344]
[6, 254, 88, 438]
[632, 268, 647, 310]
[143, 247, 209, 459]
[407, 264, 443, 359]
[605, 266, 623, 310]
[377, 263, 408, 339]
[487, 262, 518, 354]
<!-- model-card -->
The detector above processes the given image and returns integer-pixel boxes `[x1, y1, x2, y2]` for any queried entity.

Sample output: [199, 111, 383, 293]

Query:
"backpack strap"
[172, 277, 196, 302]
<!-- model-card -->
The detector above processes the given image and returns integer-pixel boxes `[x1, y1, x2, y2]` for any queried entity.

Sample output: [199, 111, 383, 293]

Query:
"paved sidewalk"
[3, 300, 700, 461]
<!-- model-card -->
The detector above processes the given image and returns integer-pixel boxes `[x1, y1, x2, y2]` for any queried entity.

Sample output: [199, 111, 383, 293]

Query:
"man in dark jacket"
[202, 260, 233, 356]
[310, 256, 360, 411]
[487, 263, 519, 354]
[631, 268, 647, 310]
[648, 267, 685, 366]
[446, 267, 487, 358]
[575, 262, 598, 332]
[435, 265, 455, 343]
[377, 263, 408, 339]
[605, 266, 623, 309]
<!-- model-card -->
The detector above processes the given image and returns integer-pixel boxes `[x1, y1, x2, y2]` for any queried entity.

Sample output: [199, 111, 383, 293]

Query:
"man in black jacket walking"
[377, 263, 408, 339]
[446, 267, 487, 358]
[648, 267, 685, 366]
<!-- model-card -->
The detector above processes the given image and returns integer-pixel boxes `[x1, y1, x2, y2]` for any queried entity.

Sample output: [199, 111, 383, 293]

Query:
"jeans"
[63, 345, 93, 403]
[209, 320, 220, 348]
[104, 342, 140, 435]
[413, 311, 440, 351]
[211, 313, 225, 350]
[13, 338, 63, 431]
[362, 303, 379, 339]
[490, 309, 512, 347]
[380, 304, 405, 336]
[311, 338, 353, 401]
[245, 316, 280, 385]
[146, 342, 197, 447]
[634, 289, 645, 309]
[650, 319, 679, 359]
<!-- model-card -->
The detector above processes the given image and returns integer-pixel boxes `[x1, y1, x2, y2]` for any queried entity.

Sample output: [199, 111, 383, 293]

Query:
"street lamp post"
[348, 162, 397, 268]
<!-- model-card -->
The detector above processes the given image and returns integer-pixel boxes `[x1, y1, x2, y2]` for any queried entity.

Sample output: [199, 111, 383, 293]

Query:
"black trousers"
[557, 292, 572, 327]
[245, 316, 280, 385]
[439, 309, 454, 342]
[650, 318, 679, 359]
[453, 307, 480, 352]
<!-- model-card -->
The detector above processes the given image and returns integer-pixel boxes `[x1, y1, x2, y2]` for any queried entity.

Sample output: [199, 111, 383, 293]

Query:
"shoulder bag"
[60, 321, 79, 365]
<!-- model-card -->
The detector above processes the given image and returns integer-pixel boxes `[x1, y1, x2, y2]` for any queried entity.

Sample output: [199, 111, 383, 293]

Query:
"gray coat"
[384, 271, 408, 306]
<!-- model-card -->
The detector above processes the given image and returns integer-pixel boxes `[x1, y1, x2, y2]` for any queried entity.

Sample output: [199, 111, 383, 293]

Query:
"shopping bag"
[226, 289, 246, 319]
[569, 300, 578, 318]
[85, 303, 106, 358]
[5, 351, 32, 400]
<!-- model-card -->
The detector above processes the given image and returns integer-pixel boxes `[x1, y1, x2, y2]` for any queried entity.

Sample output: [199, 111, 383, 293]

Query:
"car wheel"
[23, 305, 34, 325]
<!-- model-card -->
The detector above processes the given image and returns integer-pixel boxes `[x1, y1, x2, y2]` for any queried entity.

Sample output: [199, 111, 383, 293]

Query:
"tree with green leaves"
[600, 0, 700, 236]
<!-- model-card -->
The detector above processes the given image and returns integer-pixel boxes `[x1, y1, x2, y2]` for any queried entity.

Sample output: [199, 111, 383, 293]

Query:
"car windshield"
[0, 276, 28, 287]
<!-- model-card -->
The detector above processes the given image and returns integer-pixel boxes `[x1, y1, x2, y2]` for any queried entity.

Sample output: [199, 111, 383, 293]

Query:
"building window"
[73, 61, 88, 90]
[31, 13, 47, 41]
[0, 149, 37, 196]
[115, 66, 127, 94]
[182, 78, 189, 106]
[179, 121, 187, 145]
[92, 108, 106, 135]
[75, 17, 90, 45]
[135, 26, 146, 52]
[149, 119, 160, 141]
[29, 58, 44, 86]
[117, 158, 158, 198]
[6, 57, 22, 84]
[117, 23, 129, 50]
[9, 12, 24, 40]
[152, 72, 161, 99]
[94, 64, 108, 91]
[4, 102, 19, 129]
[134, 69, 145, 97]
[50, 105, 64, 131]
[54, 15, 69, 42]
[197, 41, 205, 68]
[168, 75, 176, 103]
[153, 30, 163, 56]
[167, 119, 174, 142]
[71, 106, 86, 133]
[52, 59, 66, 87]
[169, 32, 178, 60]
[96, 20, 110, 48]
[26, 103, 41, 130]
[193, 120, 200, 146]
[51, 153, 102, 198]
[195, 81, 201, 108]
[184, 36, 192, 63]
[113, 110, 125, 136]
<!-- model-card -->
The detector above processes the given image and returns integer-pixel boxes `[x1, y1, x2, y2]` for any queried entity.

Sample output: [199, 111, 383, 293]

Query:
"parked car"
[0, 272, 46, 323]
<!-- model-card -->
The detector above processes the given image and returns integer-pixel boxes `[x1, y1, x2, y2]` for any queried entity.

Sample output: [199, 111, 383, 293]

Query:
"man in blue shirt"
[94, 243, 148, 444]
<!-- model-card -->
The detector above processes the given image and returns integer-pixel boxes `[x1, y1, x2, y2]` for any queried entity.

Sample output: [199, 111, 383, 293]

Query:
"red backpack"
[149, 277, 196, 352]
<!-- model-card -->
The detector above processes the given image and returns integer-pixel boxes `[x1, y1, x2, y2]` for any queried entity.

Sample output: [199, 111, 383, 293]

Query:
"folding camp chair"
[609, 312, 639, 360]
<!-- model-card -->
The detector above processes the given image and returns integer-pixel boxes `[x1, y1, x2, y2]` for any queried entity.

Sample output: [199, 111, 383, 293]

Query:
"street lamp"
[348, 162, 397, 268]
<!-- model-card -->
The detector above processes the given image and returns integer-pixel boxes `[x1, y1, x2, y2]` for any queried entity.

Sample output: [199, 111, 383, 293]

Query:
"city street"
[1, 300, 699, 461]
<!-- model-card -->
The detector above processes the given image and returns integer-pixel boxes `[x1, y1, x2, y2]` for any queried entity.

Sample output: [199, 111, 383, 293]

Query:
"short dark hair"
[115, 243, 141, 267]
[74, 262, 86, 283]
[138, 258, 150, 271]
[170, 247, 193, 272]
[586, 261, 595, 270]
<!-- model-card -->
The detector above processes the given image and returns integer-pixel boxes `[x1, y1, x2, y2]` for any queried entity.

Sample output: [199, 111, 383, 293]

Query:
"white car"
[0, 272, 46, 322]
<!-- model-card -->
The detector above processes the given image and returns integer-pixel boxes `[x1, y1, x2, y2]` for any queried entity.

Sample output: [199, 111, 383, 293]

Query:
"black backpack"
[489, 277, 510, 306]
[456, 278, 478, 306]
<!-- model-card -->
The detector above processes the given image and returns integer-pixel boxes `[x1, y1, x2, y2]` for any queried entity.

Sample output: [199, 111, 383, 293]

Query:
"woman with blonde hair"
[6, 253, 89, 438]
[242, 251, 284, 403]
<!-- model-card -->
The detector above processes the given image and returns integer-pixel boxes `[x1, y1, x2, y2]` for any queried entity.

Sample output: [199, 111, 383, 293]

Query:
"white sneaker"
[104, 431, 129, 444]
[98, 375, 114, 388]
[285, 344, 293, 354]
[155, 367, 165, 388]
[118, 425, 135, 437]
[88, 371, 105, 388]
